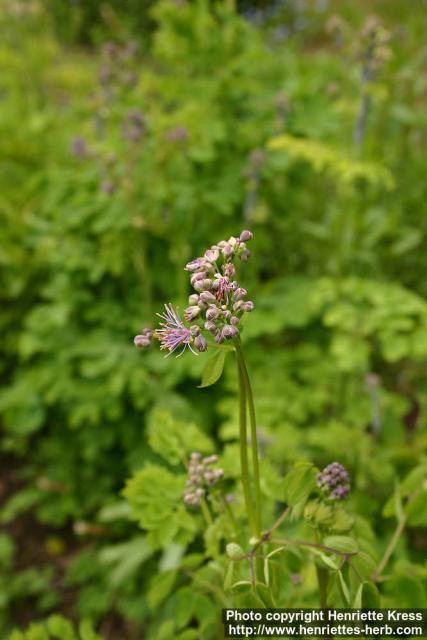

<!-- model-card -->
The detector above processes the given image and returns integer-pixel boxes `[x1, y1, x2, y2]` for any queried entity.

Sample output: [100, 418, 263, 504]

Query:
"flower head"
[317, 462, 350, 501]
[134, 230, 255, 356]
[183, 451, 225, 507]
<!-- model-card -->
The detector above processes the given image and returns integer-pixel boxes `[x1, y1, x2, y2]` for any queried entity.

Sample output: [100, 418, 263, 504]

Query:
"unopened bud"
[206, 306, 220, 321]
[194, 334, 208, 352]
[240, 230, 253, 242]
[242, 301, 254, 312]
[200, 291, 216, 304]
[185, 306, 201, 321]
[205, 248, 219, 262]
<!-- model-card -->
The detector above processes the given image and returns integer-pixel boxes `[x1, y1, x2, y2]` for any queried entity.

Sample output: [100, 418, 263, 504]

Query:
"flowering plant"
[125, 231, 425, 636]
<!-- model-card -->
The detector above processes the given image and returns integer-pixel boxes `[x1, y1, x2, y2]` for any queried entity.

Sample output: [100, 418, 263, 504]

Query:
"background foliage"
[1, 0, 426, 637]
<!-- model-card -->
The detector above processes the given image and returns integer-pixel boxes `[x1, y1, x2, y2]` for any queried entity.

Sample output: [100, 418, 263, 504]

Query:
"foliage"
[8, 615, 102, 640]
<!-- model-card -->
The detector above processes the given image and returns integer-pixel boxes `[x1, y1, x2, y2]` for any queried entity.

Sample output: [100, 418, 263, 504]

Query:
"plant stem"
[372, 491, 418, 581]
[219, 492, 238, 538]
[200, 497, 213, 527]
[236, 353, 256, 537]
[316, 565, 329, 608]
[234, 337, 262, 537]
[372, 520, 405, 581]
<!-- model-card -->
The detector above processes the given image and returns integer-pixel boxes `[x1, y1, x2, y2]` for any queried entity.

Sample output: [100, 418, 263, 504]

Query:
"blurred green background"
[1, 0, 426, 637]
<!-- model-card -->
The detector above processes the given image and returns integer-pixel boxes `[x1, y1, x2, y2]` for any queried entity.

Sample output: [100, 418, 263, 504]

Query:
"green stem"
[236, 353, 256, 537]
[200, 497, 213, 527]
[234, 337, 262, 536]
[372, 491, 418, 582]
[315, 530, 328, 608]
[219, 492, 238, 538]
[316, 565, 329, 608]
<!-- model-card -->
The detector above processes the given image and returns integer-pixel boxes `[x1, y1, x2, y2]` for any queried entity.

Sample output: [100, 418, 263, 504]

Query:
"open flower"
[156, 304, 198, 357]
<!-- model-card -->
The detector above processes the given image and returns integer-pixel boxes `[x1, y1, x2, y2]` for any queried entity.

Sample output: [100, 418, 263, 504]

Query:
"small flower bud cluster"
[183, 452, 224, 507]
[317, 462, 350, 500]
[165, 126, 189, 143]
[359, 16, 392, 71]
[183, 230, 254, 345]
[122, 109, 146, 143]
[133, 327, 152, 348]
[71, 136, 88, 159]
[98, 41, 139, 90]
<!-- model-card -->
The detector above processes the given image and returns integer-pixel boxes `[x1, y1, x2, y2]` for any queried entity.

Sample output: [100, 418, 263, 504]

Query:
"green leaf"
[147, 570, 177, 609]
[46, 616, 75, 640]
[310, 548, 340, 570]
[361, 581, 381, 607]
[338, 571, 351, 605]
[148, 408, 213, 465]
[304, 500, 354, 532]
[224, 561, 235, 590]
[266, 546, 286, 559]
[123, 464, 198, 549]
[385, 573, 426, 607]
[283, 461, 318, 518]
[323, 535, 359, 554]
[174, 586, 195, 629]
[198, 350, 227, 388]
[99, 537, 153, 588]
[406, 490, 427, 526]
[400, 464, 427, 494]
[255, 582, 275, 607]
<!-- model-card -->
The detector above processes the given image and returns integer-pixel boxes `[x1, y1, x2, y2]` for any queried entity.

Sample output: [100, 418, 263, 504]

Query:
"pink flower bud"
[223, 263, 235, 277]
[206, 306, 220, 321]
[199, 291, 216, 304]
[233, 288, 247, 301]
[240, 230, 253, 242]
[204, 321, 217, 333]
[134, 334, 151, 348]
[222, 325, 238, 339]
[185, 258, 205, 272]
[194, 278, 212, 292]
[191, 271, 206, 286]
[184, 306, 200, 321]
[205, 248, 219, 262]
[195, 334, 208, 352]
[222, 243, 233, 257]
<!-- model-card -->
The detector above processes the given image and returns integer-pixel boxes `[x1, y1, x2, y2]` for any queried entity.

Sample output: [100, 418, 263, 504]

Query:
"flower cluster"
[98, 40, 139, 90]
[134, 230, 255, 356]
[183, 452, 224, 507]
[122, 109, 146, 143]
[317, 462, 350, 500]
